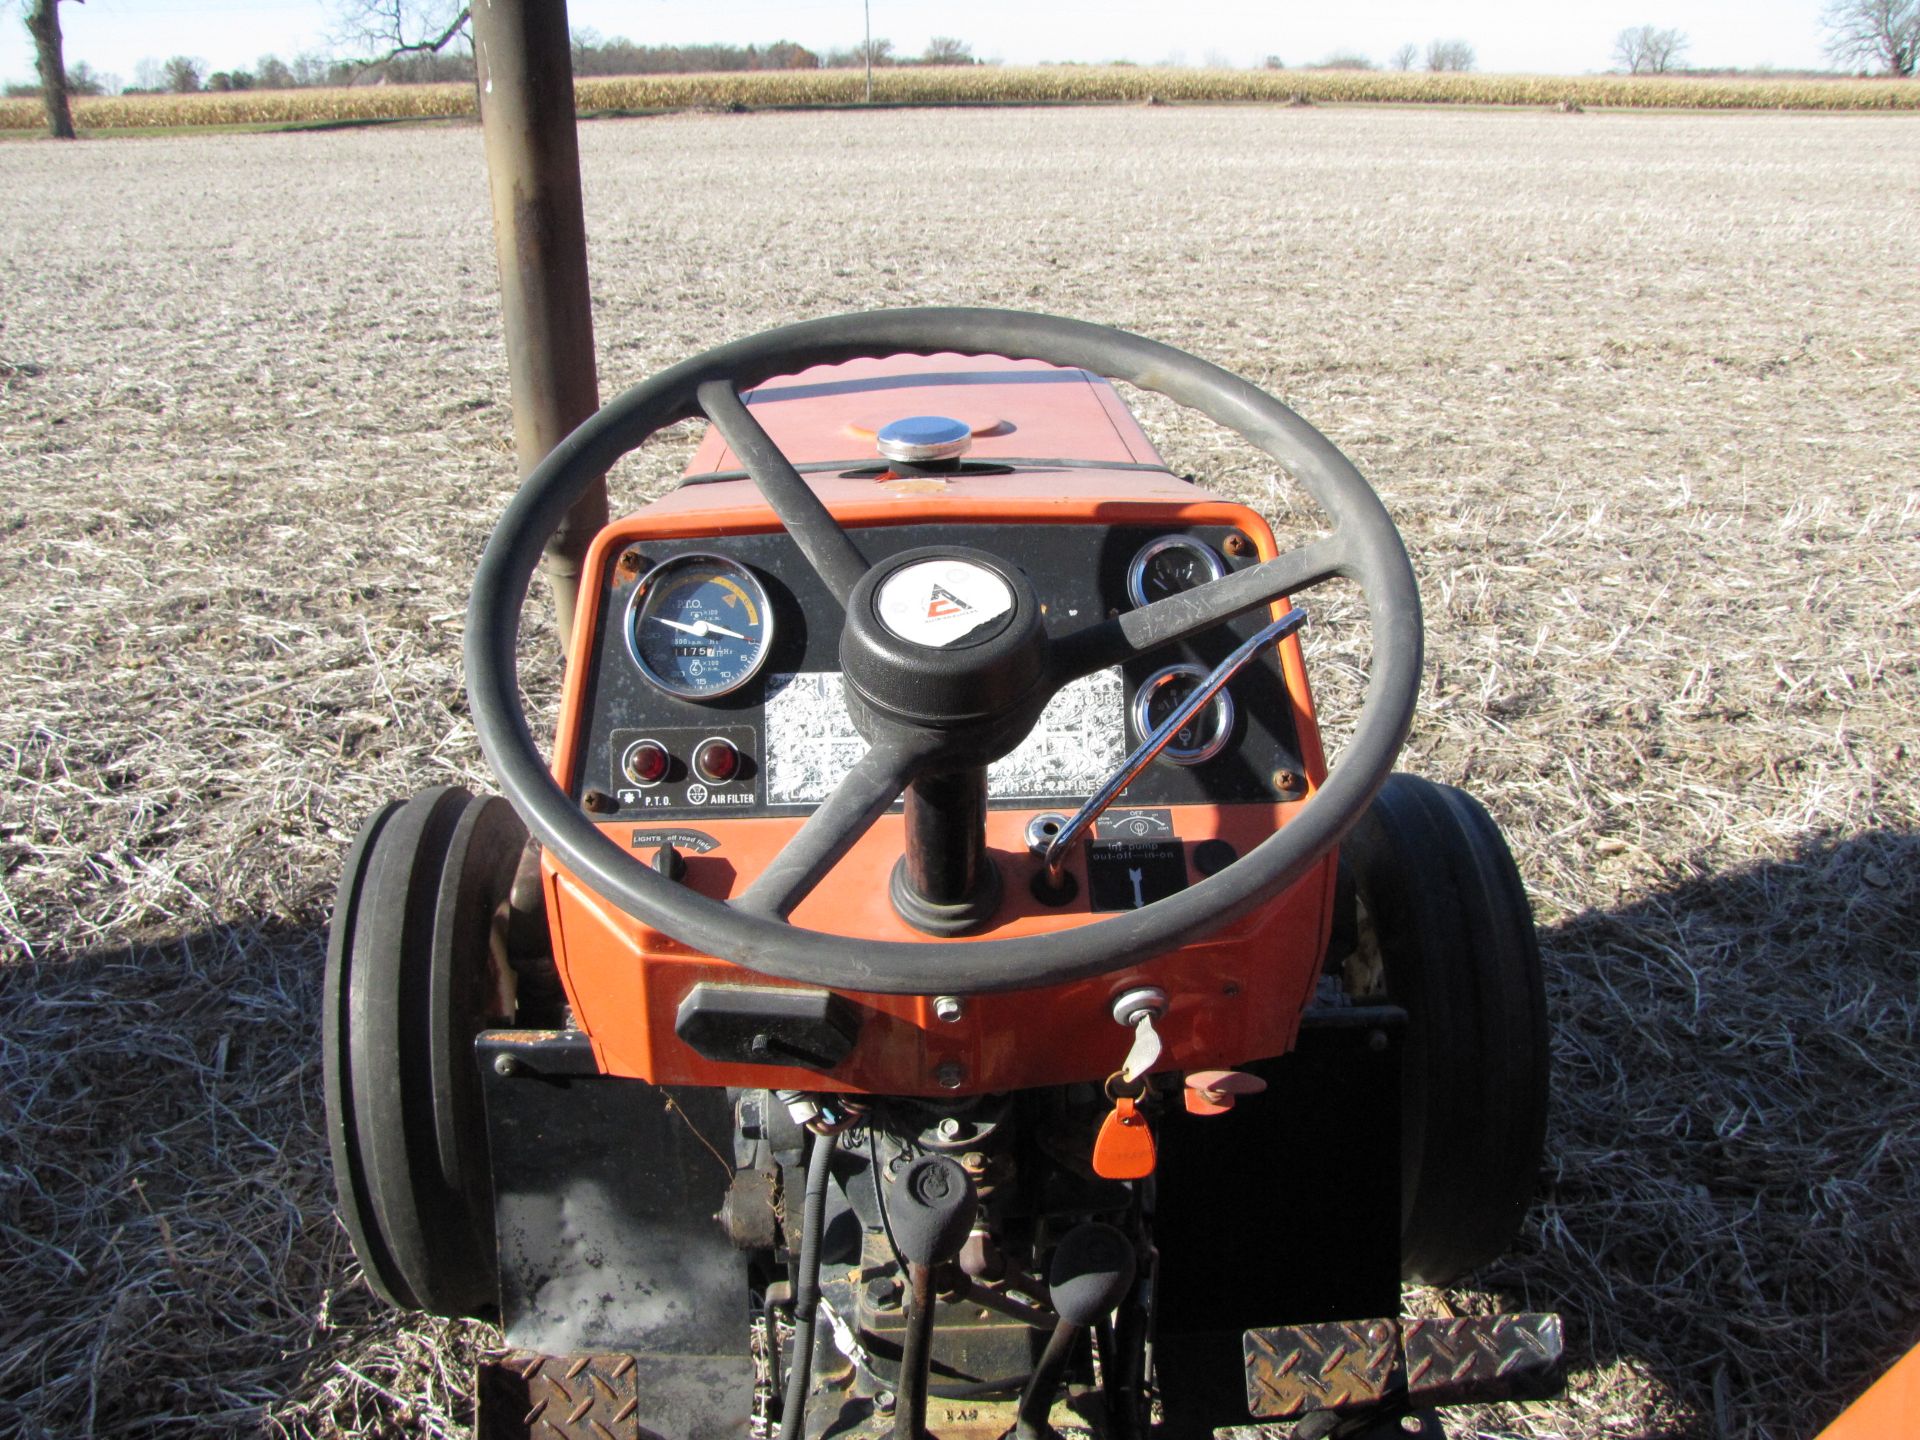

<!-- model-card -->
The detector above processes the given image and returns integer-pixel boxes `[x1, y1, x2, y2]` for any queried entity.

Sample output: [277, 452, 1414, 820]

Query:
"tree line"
[4, 30, 980, 101]
[15, 0, 1918, 139]
[1263, 39, 1477, 72]
[1261, 5, 1916, 81]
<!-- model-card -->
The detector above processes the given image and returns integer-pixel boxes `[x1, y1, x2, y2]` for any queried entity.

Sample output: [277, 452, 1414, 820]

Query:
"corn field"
[2, 66, 1917, 131]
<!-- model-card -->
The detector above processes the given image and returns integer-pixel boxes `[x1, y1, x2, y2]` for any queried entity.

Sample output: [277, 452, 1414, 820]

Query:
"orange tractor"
[325, 310, 1557, 1439]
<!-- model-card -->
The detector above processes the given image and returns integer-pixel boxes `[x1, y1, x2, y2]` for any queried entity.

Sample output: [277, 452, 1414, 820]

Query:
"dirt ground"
[1, 106, 1916, 1439]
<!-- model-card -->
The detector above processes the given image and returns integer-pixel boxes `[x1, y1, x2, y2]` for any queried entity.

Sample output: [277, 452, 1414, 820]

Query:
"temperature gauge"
[625, 553, 774, 700]
[1126, 535, 1225, 608]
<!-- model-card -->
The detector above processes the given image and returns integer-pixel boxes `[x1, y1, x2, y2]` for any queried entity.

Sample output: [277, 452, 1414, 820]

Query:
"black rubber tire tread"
[328, 786, 501, 1317]
[1340, 774, 1549, 1285]
[427, 795, 526, 1254]
[323, 799, 407, 1309]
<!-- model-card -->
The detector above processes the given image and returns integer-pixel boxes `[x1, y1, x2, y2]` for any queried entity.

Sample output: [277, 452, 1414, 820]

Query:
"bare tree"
[1821, 0, 1919, 75]
[1614, 24, 1689, 74]
[1389, 42, 1418, 71]
[332, 0, 471, 69]
[1425, 38, 1476, 72]
[23, 0, 80, 139]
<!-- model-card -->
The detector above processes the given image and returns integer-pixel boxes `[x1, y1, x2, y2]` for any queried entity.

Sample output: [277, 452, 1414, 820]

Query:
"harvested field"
[1, 106, 1916, 1438]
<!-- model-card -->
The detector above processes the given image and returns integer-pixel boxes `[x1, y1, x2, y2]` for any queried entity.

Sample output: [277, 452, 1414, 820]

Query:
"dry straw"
[1, 106, 1915, 1437]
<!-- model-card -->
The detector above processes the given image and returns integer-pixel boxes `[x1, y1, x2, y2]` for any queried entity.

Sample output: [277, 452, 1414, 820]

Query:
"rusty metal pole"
[471, 0, 606, 653]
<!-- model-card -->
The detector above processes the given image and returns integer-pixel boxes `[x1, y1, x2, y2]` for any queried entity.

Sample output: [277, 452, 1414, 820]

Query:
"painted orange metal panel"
[1820, 1342, 1920, 1438]
[688, 354, 1162, 470]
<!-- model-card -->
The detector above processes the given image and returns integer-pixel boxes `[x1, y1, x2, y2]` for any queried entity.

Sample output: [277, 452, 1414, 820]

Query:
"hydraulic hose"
[780, 1128, 839, 1440]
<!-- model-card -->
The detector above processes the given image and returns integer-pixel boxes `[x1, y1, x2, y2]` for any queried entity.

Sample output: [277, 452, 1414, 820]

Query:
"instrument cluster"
[577, 524, 1305, 821]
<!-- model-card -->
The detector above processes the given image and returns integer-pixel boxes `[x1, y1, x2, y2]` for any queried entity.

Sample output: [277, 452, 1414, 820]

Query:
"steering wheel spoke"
[697, 379, 869, 605]
[731, 737, 935, 920]
[1048, 533, 1349, 684]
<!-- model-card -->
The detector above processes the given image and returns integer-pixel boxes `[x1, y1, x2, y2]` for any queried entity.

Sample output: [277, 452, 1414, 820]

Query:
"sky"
[1, 0, 1841, 89]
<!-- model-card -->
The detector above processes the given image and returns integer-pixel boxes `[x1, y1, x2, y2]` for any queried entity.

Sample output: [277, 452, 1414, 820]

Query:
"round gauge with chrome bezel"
[625, 553, 774, 700]
[1131, 662, 1236, 766]
[1126, 534, 1225, 609]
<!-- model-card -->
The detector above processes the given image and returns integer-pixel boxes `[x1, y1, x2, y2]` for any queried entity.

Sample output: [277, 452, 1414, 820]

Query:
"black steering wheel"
[466, 308, 1421, 995]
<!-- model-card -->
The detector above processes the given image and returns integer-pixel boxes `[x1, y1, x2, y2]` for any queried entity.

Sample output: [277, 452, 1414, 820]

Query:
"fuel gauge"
[1126, 535, 1225, 608]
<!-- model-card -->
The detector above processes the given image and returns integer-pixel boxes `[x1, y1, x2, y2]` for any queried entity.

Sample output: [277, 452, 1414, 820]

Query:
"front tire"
[323, 786, 525, 1316]
[1338, 774, 1549, 1286]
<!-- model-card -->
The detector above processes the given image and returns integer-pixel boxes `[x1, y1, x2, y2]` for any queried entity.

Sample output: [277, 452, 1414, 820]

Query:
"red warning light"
[694, 738, 740, 785]
[625, 739, 670, 786]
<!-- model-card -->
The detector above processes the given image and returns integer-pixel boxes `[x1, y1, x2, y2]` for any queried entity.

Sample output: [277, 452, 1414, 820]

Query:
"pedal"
[1242, 1313, 1564, 1420]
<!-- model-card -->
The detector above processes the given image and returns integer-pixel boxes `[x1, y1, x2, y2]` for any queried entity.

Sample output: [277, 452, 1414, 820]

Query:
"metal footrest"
[1243, 1313, 1563, 1421]
[476, 1351, 650, 1440]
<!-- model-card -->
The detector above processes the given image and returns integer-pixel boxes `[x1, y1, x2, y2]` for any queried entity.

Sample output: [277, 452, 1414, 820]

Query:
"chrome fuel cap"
[876, 414, 973, 463]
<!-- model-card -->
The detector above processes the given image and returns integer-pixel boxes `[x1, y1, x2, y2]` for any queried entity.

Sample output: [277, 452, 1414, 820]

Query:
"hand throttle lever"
[1040, 608, 1310, 879]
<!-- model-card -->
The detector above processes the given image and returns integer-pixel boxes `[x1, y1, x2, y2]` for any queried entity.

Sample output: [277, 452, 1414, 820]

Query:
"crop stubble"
[0, 108, 1915, 1437]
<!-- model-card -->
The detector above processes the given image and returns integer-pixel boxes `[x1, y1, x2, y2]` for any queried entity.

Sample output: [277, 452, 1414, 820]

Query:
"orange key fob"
[1092, 1096, 1157, 1179]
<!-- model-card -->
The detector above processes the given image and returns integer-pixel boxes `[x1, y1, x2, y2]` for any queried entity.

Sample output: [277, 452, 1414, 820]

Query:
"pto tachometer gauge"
[625, 553, 773, 700]
[1126, 534, 1225, 608]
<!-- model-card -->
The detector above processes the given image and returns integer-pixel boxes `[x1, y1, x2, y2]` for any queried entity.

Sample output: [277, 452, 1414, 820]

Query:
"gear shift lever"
[886, 1155, 980, 1440]
[1009, 1223, 1137, 1440]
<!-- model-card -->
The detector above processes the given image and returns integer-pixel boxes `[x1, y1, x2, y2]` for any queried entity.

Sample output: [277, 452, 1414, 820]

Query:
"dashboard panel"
[565, 521, 1308, 824]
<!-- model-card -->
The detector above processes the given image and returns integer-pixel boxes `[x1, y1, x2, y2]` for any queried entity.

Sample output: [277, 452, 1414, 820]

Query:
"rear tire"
[324, 787, 525, 1316]
[1338, 774, 1549, 1286]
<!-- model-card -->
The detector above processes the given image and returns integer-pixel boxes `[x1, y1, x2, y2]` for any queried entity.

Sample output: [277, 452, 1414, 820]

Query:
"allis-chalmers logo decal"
[875, 558, 1014, 648]
[925, 584, 974, 621]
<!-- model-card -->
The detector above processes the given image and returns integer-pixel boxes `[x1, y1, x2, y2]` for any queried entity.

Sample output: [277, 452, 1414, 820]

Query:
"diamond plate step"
[1404, 1314, 1565, 1407]
[1243, 1319, 1400, 1419]
[476, 1352, 645, 1440]
[1243, 1313, 1563, 1420]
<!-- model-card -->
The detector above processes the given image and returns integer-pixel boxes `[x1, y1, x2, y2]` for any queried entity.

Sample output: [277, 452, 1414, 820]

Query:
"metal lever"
[887, 1156, 980, 1440]
[1011, 1224, 1138, 1440]
[1044, 608, 1310, 879]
